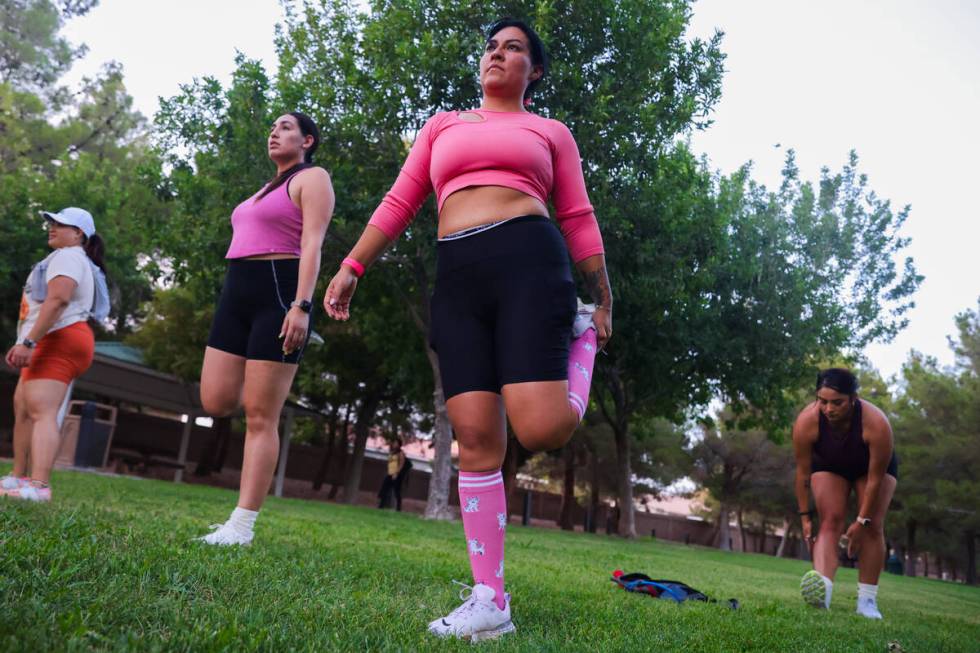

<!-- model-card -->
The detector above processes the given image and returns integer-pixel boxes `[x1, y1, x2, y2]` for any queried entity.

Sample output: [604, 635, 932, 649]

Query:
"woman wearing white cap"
[2, 207, 109, 502]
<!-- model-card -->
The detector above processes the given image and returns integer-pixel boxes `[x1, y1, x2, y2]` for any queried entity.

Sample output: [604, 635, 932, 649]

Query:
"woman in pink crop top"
[196, 111, 335, 546]
[323, 19, 613, 641]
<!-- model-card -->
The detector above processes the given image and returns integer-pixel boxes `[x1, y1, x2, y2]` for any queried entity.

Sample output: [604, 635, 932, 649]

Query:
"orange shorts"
[20, 321, 95, 384]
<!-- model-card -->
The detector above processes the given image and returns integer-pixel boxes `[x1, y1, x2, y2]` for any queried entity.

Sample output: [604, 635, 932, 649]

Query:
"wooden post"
[174, 414, 194, 483]
[274, 408, 295, 498]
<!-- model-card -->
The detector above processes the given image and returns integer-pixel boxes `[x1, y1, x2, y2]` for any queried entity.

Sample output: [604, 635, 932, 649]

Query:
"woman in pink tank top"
[322, 19, 613, 641]
[195, 112, 335, 546]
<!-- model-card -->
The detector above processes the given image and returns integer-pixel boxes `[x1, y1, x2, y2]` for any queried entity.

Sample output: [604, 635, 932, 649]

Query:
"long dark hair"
[486, 18, 549, 101]
[816, 368, 859, 396]
[84, 233, 106, 273]
[256, 111, 320, 200]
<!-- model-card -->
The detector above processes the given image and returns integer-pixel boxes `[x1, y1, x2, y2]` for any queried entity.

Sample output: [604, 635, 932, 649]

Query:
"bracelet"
[342, 257, 365, 278]
[798, 510, 814, 517]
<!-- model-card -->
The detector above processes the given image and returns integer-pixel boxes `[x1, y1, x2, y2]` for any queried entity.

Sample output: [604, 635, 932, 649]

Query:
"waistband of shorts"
[436, 215, 567, 276]
[227, 257, 299, 269]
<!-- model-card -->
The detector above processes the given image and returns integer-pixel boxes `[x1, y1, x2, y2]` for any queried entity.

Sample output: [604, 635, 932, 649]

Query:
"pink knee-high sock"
[568, 328, 598, 420]
[458, 470, 507, 609]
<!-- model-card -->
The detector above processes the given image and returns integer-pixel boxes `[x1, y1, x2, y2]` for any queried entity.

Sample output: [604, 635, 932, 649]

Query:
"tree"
[1, 10, 163, 340]
[691, 413, 793, 551]
[0, 0, 98, 100]
[891, 300, 980, 584]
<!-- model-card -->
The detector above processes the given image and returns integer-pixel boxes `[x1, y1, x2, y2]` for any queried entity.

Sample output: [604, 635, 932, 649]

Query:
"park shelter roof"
[2, 341, 323, 419]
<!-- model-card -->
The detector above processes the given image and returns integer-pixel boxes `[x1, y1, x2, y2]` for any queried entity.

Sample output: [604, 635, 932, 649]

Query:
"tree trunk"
[718, 505, 732, 551]
[776, 517, 791, 557]
[736, 508, 747, 553]
[502, 434, 519, 524]
[757, 518, 768, 553]
[923, 552, 929, 579]
[423, 346, 455, 520]
[557, 443, 576, 530]
[327, 406, 352, 499]
[342, 393, 382, 504]
[588, 445, 600, 533]
[312, 403, 341, 491]
[905, 519, 918, 577]
[966, 530, 977, 585]
[613, 423, 635, 538]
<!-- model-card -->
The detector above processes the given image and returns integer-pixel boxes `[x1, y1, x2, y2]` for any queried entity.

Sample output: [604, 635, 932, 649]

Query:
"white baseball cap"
[42, 207, 96, 238]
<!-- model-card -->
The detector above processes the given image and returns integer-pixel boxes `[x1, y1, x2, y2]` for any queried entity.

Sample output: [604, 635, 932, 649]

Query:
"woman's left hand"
[279, 307, 310, 356]
[593, 306, 612, 350]
[5, 344, 33, 369]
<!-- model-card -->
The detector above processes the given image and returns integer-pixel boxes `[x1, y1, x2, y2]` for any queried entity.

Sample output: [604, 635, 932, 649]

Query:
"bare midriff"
[438, 185, 549, 238]
[239, 253, 300, 261]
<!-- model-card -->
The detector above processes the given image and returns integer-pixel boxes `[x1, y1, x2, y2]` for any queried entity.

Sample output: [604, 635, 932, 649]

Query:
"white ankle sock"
[822, 575, 834, 608]
[227, 506, 258, 535]
[857, 582, 878, 602]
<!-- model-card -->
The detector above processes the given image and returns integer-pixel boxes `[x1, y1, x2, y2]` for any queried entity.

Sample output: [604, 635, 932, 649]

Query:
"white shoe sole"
[800, 570, 827, 608]
[468, 620, 516, 643]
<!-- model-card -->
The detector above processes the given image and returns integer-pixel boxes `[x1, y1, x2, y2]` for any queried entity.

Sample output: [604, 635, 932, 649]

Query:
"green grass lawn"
[1, 469, 978, 652]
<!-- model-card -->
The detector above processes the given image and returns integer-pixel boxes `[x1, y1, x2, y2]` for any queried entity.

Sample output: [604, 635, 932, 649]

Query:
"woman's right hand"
[324, 267, 359, 321]
[801, 514, 814, 552]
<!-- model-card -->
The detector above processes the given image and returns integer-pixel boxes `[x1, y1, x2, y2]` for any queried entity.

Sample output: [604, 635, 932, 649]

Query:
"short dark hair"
[486, 18, 548, 100]
[816, 368, 859, 395]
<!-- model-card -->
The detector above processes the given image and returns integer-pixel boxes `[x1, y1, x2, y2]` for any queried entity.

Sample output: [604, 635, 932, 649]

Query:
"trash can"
[56, 401, 117, 469]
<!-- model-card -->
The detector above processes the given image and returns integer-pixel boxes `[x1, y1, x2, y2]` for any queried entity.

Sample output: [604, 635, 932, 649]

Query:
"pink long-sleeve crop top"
[225, 176, 304, 259]
[367, 109, 604, 262]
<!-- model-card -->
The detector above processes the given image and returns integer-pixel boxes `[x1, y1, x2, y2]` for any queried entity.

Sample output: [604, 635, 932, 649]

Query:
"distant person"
[378, 438, 410, 511]
[322, 18, 611, 642]
[196, 112, 334, 546]
[793, 368, 898, 619]
[2, 207, 109, 502]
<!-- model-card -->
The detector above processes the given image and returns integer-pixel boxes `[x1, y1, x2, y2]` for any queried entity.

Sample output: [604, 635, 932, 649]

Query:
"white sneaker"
[428, 582, 515, 642]
[572, 299, 597, 338]
[856, 596, 883, 620]
[1, 475, 26, 491]
[9, 483, 52, 502]
[196, 522, 253, 546]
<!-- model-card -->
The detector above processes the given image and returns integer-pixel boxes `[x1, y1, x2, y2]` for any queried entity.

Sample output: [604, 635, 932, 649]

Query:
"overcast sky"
[62, 0, 980, 381]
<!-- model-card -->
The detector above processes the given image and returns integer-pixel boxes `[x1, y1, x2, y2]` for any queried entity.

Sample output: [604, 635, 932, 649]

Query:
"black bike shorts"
[430, 215, 577, 399]
[812, 452, 899, 483]
[207, 258, 311, 364]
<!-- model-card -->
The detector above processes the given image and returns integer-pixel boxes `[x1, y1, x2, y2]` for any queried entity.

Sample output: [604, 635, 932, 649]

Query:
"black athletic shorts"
[429, 215, 577, 400]
[811, 452, 899, 483]
[207, 258, 312, 364]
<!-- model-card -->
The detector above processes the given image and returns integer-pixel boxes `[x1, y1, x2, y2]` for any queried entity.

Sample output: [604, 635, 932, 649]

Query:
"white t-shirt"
[18, 246, 95, 341]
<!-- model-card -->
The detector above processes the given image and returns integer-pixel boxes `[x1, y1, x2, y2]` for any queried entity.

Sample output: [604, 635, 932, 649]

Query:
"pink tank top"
[225, 175, 304, 259]
[367, 110, 604, 262]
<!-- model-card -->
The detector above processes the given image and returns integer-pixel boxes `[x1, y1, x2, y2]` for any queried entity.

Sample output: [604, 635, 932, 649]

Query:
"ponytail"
[85, 233, 106, 273]
[256, 162, 313, 201]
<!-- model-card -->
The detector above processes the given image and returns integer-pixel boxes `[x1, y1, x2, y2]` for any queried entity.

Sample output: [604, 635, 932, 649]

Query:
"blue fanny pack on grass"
[611, 570, 739, 610]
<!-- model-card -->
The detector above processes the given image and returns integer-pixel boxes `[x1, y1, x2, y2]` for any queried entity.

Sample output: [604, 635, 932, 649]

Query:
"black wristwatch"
[857, 516, 872, 527]
[291, 299, 313, 314]
[20, 337, 37, 349]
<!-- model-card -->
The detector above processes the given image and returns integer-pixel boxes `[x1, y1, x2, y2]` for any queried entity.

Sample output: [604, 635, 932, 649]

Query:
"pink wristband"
[342, 256, 365, 278]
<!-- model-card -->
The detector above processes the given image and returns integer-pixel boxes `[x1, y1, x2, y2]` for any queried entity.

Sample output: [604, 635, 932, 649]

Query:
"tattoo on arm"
[582, 267, 612, 308]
